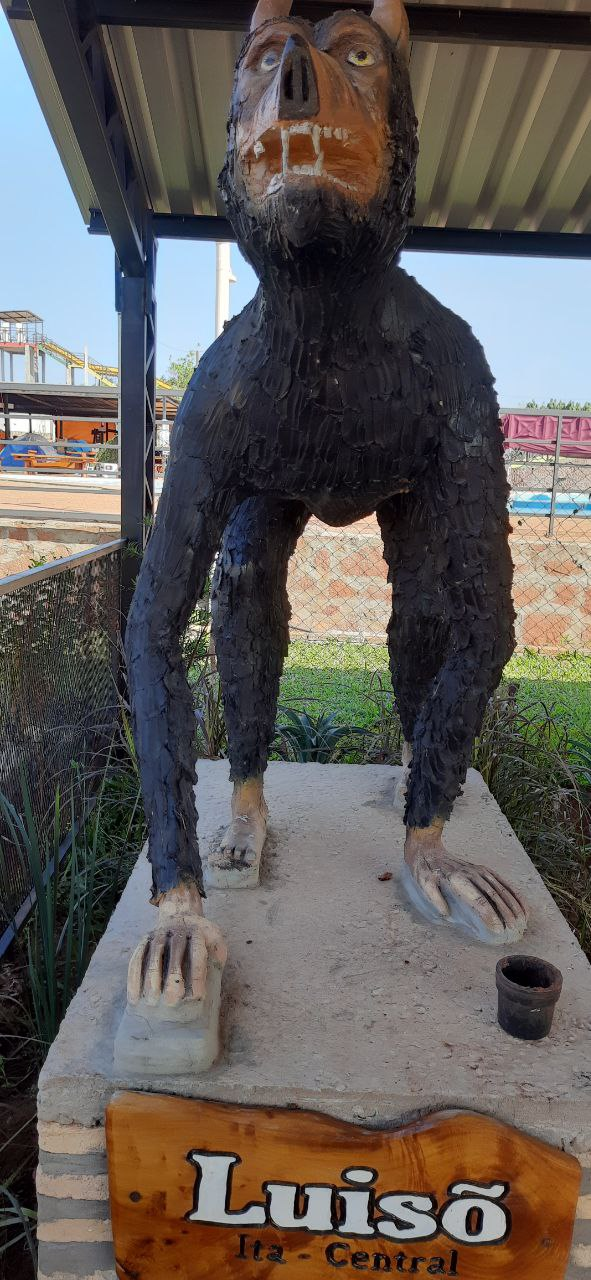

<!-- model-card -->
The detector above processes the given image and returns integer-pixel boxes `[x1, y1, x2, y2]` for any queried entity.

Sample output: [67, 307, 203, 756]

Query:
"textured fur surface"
[126, 11, 515, 899]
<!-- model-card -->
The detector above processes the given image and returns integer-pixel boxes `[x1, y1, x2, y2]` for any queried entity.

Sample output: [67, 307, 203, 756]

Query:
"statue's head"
[220, 1, 417, 278]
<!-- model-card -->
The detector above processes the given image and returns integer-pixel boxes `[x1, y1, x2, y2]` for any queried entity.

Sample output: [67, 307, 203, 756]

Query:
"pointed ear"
[250, 0, 293, 31]
[371, 0, 410, 61]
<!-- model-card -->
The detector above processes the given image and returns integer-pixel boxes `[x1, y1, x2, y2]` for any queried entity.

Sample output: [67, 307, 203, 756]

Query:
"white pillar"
[215, 242, 236, 338]
[83, 345, 89, 385]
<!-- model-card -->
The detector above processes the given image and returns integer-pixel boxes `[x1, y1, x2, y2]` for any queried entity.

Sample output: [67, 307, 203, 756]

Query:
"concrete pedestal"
[36, 763, 591, 1280]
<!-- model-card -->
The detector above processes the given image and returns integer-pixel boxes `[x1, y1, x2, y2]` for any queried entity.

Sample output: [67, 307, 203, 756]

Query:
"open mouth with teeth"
[240, 120, 377, 200]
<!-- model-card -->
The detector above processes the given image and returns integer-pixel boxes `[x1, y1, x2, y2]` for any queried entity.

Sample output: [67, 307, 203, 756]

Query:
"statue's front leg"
[401, 608, 528, 942]
[117, 419, 235, 1069]
[397, 438, 528, 944]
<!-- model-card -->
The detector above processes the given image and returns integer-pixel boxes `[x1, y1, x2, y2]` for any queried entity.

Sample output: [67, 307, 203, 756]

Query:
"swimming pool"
[510, 492, 591, 516]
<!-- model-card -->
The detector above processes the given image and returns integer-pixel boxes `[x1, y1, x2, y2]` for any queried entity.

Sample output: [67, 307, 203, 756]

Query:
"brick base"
[36, 1122, 116, 1279]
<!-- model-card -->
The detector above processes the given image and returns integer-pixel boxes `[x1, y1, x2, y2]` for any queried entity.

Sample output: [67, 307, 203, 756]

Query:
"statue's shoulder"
[383, 265, 494, 385]
[196, 301, 259, 384]
[177, 300, 260, 426]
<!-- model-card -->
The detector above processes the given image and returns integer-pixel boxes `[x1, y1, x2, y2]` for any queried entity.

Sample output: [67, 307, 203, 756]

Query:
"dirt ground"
[0, 475, 121, 521]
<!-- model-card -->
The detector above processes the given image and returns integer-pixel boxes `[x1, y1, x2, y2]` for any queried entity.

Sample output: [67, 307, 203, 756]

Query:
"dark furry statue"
[125, 0, 527, 1011]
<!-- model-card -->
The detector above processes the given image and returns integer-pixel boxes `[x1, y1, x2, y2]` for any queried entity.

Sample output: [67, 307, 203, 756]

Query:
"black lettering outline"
[185, 1149, 268, 1226]
[327, 1241, 351, 1268]
[262, 1178, 339, 1234]
[439, 1181, 511, 1247]
[341, 1168, 379, 1187]
[376, 1191, 439, 1243]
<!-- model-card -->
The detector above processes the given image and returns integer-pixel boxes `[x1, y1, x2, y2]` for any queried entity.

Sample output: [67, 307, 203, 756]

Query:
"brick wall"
[287, 515, 591, 652]
[0, 520, 113, 577]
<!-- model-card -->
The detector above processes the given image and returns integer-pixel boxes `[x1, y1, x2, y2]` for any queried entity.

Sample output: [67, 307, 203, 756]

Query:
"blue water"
[510, 491, 591, 516]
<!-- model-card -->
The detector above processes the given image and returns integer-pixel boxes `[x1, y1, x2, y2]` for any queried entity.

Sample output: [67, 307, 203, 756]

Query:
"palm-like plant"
[569, 733, 591, 789]
[194, 669, 228, 760]
[273, 708, 366, 763]
[0, 1186, 36, 1266]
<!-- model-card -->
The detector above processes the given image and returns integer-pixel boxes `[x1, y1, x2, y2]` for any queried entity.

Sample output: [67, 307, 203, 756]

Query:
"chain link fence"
[0, 543, 122, 952]
[283, 413, 591, 734]
[286, 415, 591, 652]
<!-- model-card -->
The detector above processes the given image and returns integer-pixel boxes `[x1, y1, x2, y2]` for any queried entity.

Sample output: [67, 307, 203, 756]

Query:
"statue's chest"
[257, 332, 427, 412]
[244, 345, 435, 481]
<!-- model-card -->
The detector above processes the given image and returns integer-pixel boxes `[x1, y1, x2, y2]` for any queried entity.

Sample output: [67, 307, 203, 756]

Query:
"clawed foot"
[207, 778, 268, 888]
[220, 807, 267, 869]
[117, 883, 227, 1075]
[404, 825, 528, 943]
[127, 883, 227, 1008]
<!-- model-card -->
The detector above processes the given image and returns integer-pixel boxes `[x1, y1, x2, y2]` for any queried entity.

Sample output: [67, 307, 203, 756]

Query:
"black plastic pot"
[495, 954, 563, 1041]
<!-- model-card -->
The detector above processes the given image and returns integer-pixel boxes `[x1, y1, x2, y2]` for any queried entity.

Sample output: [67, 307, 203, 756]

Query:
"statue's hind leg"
[209, 497, 309, 885]
[378, 498, 449, 811]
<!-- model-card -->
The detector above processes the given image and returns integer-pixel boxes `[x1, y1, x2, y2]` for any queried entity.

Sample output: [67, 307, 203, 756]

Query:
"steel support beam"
[90, 209, 230, 242]
[403, 227, 591, 257]
[117, 223, 157, 614]
[90, 211, 591, 258]
[21, 0, 146, 276]
[8, 1, 591, 49]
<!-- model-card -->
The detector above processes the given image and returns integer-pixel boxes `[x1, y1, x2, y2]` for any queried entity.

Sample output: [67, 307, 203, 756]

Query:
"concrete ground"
[0, 474, 121, 524]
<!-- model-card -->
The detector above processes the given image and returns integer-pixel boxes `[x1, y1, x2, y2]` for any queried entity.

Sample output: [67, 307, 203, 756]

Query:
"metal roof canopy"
[0, 383, 181, 421]
[3, 0, 590, 599]
[4, 0, 591, 266]
[0, 310, 43, 323]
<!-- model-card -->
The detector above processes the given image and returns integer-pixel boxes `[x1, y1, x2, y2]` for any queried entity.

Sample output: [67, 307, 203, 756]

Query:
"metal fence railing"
[0, 541, 123, 954]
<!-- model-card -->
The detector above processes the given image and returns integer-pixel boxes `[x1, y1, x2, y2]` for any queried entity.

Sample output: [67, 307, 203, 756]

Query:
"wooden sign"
[107, 1094, 580, 1280]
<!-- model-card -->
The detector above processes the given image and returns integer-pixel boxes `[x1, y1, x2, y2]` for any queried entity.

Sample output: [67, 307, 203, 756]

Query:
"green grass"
[505, 650, 591, 737]
[281, 640, 389, 726]
[281, 641, 591, 737]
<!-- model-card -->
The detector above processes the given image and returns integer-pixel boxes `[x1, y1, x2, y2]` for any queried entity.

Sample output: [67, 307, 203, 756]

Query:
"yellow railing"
[41, 338, 174, 390]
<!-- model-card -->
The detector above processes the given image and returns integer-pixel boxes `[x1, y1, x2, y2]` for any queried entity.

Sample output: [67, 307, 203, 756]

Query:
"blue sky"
[1, 10, 589, 405]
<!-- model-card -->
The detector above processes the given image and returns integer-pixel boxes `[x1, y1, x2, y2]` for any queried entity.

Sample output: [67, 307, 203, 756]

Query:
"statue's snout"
[278, 35, 320, 120]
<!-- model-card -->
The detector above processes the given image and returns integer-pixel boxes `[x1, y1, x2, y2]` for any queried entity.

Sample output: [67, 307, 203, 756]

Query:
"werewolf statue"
[125, 0, 526, 1012]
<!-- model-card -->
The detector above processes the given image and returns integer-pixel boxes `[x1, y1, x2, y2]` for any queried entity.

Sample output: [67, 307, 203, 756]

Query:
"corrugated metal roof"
[0, 383, 181, 420]
[102, 17, 591, 233]
[0, 311, 43, 322]
[5, 6, 591, 234]
[412, 40, 591, 232]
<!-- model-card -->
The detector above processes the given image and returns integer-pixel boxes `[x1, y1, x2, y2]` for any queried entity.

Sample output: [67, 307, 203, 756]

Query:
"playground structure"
[0, 382, 180, 474]
[0, 309, 174, 389]
[0, 312, 182, 467]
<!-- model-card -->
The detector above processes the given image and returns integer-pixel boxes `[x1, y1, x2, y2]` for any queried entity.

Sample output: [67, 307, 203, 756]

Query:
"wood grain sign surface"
[107, 1093, 580, 1280]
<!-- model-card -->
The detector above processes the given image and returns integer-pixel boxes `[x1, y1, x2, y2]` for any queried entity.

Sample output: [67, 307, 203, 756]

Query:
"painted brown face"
[234, 15, 392, 210]
[220, 5, 417, 273]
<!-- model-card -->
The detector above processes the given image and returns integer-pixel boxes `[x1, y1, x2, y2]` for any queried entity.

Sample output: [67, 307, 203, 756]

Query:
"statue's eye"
[260, 48, 281, 72]
[347, 48, 376, 66]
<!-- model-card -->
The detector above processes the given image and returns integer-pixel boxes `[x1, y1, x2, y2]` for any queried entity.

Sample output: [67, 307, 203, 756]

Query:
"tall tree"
[161, 350, 201, 390]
